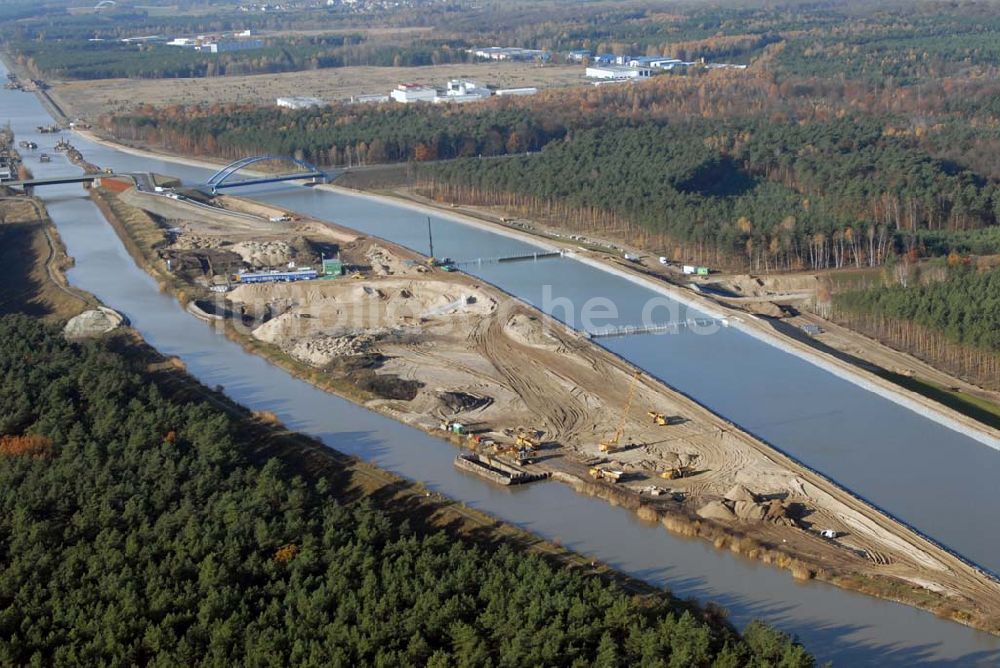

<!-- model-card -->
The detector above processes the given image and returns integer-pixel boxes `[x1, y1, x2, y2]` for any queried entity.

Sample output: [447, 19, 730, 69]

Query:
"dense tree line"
[427, 117, 1000, 270]
[107, 94, 1000, 270]
[834, 265, 1000, 353]
[774, 9, 1000, 84]
[831, 265, 1000, 387]
[0, 315, 813, 665]
[9, 34, 473, 80]
[108, 103, 565, 165]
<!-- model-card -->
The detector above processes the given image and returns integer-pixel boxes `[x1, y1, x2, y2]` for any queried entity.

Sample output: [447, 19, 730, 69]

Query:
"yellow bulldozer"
[589, 466, 623, 483]
[659, 466, 693, 480]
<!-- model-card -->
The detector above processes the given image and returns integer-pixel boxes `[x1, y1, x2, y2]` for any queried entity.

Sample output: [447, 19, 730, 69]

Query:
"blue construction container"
[236, 268, 318, 284]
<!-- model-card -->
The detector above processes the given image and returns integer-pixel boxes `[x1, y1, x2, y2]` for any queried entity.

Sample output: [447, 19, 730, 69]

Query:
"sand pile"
[230, 240, 296, 268]
[366, 245, 407, 276]
[288, 330, 390, 366]
[697, 501, 737, 521]
[725, 484, 757, 503]
[697, 486, 774, 523]
[733, 500, 767, 521]
[170, 233, 219, 250]
[63, 308, 123, 339]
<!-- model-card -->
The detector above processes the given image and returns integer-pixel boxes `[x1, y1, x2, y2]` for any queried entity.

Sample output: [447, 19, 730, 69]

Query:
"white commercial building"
[495, 87, 538, 97]
[390, 84, 438, 104]
[585, 65, 652, 80]
[647, 57, 683, 69]
[276, 96, 325, 110]
[438, 79, 491, 103]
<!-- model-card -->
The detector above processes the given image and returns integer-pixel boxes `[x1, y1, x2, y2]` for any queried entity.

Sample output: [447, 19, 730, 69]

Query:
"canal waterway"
[3, 68, 1000, 664]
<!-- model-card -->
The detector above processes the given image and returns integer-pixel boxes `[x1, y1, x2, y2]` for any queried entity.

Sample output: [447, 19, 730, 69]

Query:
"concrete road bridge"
[1, 172, 129, 193]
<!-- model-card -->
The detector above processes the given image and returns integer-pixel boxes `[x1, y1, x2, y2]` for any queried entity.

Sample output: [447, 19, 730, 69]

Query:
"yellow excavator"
[515, 432, 538, 450]
[648, 411, 668, 426]
[600, 371, 641, 453]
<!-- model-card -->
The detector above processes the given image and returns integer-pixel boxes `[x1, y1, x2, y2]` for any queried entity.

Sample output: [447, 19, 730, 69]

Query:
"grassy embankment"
[877, 371, 1000, 430]
[0, 194, 93, 319]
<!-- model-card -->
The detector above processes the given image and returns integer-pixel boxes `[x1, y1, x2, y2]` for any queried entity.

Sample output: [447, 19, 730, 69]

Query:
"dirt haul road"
[207, 224, 1000, 631]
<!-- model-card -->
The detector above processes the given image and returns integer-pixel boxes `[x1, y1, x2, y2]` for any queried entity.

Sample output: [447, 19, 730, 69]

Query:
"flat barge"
[454, 452, 549, 486]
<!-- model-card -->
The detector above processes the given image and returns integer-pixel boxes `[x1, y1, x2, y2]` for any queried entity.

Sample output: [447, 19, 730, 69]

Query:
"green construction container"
[322, 258, 344, 276]
[696, 266, 710, 276]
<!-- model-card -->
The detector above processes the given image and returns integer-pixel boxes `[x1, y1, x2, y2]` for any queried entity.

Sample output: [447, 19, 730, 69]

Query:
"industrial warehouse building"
[390, 84, 438, 104]
[276, 96, 326, 110]
[585, 65, 652, 80]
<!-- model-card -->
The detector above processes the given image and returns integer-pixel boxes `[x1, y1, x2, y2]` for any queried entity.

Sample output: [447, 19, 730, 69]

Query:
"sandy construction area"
[144, 191, 1000, 630]
[50, 63, 585, 120]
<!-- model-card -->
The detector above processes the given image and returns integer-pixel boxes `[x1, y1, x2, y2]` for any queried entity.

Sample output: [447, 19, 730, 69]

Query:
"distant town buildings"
[276, 96, 326, 110]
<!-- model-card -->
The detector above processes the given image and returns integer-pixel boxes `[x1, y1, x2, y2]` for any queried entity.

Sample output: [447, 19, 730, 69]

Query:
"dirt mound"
[366, 244, 409, 276]
[288, 330, 388, 366]
[740, 301, 789, 318]
[230, 240, 296, 268]
[697, 500, 736, 521]
[717, 273, 819, 298]
[505, 313, 560, 349]
[439, 391, 493, 413]
[763, 499, 796, 526]
[724, 484, 757, 503]
[63, 308, 122, 339]
[326, 353, 424, 401]
[733, 500, 767, 521]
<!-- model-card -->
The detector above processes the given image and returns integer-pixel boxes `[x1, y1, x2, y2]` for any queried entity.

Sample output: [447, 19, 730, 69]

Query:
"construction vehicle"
[648, 411, 668, 426]
[515, 432, 538, 450]
[659, 466, 693, 480]
[350, 272, 363, 280]
[496, 444, 534, 465]
[439, 421, 465, 434]
[589, 466, 623, 483]
[600, 371, 641, 453]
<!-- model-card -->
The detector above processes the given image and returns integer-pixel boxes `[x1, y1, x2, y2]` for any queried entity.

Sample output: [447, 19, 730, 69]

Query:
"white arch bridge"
[204, 155, 327, 194]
